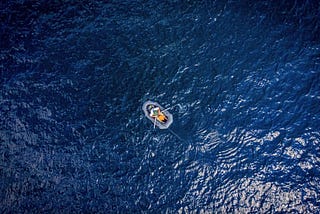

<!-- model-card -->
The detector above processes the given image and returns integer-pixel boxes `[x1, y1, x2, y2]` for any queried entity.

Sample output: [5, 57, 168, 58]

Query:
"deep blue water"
[1, 0, 320, 213]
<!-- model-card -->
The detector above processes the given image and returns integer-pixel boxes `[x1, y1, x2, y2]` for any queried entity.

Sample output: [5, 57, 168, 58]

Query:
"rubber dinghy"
[142, 101, 173, 129]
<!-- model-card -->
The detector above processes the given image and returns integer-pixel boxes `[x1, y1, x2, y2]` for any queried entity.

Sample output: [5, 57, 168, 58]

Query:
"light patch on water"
[196, 130, 221, 153]
[295, 137, 306, 146]
[36, 106, 52, 120]
[284, 146, 303, 159]
[298, 161, 313, 170]
[264, 131, 280, 141]
[177, 169, 318, 213]
[221, 176, 315, 213]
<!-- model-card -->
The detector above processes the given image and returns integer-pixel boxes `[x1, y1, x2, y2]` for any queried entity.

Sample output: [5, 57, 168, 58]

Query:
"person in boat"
[148, 105, 168, 123]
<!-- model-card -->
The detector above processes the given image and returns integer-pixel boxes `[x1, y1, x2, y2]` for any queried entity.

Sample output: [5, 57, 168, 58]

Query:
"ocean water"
[1, 0, 320, 213]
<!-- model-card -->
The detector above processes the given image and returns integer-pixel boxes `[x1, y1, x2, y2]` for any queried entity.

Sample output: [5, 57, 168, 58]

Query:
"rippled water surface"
[1, 0, 320, 213]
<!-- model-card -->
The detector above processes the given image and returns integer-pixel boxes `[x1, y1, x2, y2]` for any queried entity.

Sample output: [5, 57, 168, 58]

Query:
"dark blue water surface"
[1, 0, 320, 213]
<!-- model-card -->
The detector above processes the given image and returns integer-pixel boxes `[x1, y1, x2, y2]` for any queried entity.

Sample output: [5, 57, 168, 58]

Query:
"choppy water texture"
[1, 0, 320, 213]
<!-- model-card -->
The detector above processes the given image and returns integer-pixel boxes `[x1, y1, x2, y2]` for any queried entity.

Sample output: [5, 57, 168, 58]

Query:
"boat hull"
[142, 101, 173, 129]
